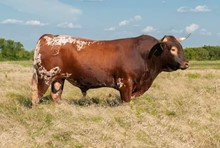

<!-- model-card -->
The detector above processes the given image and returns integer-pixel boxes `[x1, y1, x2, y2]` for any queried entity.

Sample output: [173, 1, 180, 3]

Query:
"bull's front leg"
[118, 78, 133, 102]
[132, 89, 146, 97]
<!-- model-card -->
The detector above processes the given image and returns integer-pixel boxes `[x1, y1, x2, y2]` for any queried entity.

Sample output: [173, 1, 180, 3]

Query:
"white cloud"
[119, 15, 142, 26]
[200, 29, 212, 36]
[0, 0, 82, 23]
[57, 22, 82, 29]
[194, 5, 210, 12]
[177, 7, 191, 13]
[142, 26, 157, 33]
[1, 18, 47, 26]
[25, 20, 47, 26]
[170, 29, 184, 34]
[119, 20, 130, 26]
[104, 27, 116, 31]
[134, 15, 142, 21]
[105, 15, 142, 31]
[1, 19, 23, 24]
[186, 24, 199, 33]
[177, 5, 211, 13]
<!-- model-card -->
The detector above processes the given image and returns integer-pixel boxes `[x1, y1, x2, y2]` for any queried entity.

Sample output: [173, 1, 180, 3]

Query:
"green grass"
[2, 60, 33, 67]
[0, 60, 220, 147]
[185, 73, 201, 79]
[189, 60, 220, 69]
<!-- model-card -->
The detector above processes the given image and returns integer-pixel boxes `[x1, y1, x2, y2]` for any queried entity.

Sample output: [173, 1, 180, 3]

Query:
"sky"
[0, 0, 219, 50]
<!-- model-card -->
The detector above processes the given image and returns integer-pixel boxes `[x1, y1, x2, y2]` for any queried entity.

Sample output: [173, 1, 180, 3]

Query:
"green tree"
[0, 37, 32, 61]
[196, 48, 209, 60]
[184, 46, 220, 61]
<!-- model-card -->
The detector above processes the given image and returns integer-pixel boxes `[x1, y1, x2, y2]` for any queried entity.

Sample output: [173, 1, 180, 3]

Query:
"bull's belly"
[66, 77, 116, 90]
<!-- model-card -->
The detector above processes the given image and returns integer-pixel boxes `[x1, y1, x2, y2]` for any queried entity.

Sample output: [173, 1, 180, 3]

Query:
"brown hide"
[31, 34, 189, 106]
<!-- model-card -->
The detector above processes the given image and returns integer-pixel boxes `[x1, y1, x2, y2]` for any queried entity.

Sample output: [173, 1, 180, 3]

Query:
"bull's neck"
[136, 57, 163, 94]
[147, 57, 163, 74]
[145, 57, 163, 79]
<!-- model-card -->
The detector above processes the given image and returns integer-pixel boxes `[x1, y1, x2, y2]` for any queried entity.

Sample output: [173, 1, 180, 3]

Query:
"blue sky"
[0, 0, 219, 50]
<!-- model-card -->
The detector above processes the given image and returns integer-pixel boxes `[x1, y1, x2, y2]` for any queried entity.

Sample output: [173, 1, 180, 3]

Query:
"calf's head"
[149, 35, 190, 72]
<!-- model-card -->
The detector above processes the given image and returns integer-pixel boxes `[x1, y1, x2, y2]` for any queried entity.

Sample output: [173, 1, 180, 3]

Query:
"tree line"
[0, 38, 220, 61]
[184, 46, 220, 61]
[0, 38, 33, 61]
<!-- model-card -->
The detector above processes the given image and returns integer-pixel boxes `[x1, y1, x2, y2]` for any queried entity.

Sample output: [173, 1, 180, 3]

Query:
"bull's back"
[35, 34, 142, 81]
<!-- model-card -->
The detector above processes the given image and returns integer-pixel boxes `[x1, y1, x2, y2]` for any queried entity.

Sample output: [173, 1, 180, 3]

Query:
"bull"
[31, 34, 189, 106]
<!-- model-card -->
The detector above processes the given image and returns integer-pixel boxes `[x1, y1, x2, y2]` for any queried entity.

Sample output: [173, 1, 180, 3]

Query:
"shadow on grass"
[39, 95, 53, 105]
[68, 96, 123, 107]
[14, 94, 53, 108]
[10, 92, 122, 108]
[12, 95, 32, 108]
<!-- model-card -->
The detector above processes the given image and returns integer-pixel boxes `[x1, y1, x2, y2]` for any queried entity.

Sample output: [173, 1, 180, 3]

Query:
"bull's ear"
[148, 43, 164, 59]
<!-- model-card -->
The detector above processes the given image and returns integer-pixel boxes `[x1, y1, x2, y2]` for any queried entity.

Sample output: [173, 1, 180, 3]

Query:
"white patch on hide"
[75, 40, 91, 51]
[44, 35, 73, 46]
[38, 66, 61, 85]
[33, 41, 41, 66]
[44, 35, 93, 51]
[117, 78, 124, 89]
[33, 37, 62, 85]
[61, 73, 72, 78]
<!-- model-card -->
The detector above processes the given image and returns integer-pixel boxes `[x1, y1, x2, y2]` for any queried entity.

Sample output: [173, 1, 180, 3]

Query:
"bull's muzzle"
[180, 61, 189, 70]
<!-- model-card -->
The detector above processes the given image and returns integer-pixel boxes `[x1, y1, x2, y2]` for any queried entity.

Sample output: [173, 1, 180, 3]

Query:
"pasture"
[0, 61, 219, 148]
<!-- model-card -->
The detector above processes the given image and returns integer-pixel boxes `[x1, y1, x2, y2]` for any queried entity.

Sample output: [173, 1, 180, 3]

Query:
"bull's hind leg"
[51, 79, 65, 103]
[32, 74, 50, 106]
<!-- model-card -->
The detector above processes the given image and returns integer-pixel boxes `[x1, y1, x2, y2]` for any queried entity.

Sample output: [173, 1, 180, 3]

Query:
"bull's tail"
[31, 37, 43, 106]
[31, 66, 39, 106]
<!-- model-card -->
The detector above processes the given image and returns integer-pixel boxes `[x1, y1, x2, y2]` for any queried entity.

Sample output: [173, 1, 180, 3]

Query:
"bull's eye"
[170, 47, 178, 56]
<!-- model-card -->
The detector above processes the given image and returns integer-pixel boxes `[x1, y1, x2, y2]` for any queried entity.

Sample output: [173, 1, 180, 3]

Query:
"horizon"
[0, 0, 219, 50]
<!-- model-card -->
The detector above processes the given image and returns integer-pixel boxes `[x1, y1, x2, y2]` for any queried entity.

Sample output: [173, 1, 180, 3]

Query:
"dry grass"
[0, 61, 219, 148]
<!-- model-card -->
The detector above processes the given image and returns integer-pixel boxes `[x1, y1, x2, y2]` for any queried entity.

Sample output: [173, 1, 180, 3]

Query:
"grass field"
[0, 61, 219, 148]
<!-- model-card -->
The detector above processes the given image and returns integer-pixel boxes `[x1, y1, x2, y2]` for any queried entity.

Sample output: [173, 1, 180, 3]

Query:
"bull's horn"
[177, 33, 191, 42]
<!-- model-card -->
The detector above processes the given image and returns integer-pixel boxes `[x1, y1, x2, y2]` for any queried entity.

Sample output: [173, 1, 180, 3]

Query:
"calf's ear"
[148, 43, 164, 59]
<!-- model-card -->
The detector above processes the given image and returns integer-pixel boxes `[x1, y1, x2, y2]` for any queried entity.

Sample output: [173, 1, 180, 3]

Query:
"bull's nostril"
[180, 61, 189, 70]
[185, 62, 189, 68]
